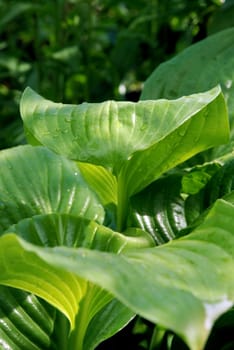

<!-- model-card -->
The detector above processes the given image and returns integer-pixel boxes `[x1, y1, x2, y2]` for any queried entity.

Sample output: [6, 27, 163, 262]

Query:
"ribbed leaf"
[0, 214, 153, 349]
[140, 27, 234, 159]
[119, 86, 229, 197]
[0, 145, 104, 232]
[0, 286, 55, 350]
[4, 213, 154, 252]
[20, 86, 229, 180]
[128, 161, 224, 245]
[20, 86, 229, 231]
[128, 174, 187, 245]
[1, 199, 233, 350]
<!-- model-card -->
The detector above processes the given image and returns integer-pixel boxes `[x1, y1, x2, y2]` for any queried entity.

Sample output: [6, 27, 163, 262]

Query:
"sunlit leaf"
[0, 199, 233, 350]
[0, 145, 104, 232]
[20, 86, 229, 181]
[0, 214, 152, 349]
[20, 86, 229, 231]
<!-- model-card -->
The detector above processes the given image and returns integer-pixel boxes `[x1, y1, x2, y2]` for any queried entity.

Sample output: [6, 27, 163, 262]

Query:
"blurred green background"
[1, 0, 233, 149]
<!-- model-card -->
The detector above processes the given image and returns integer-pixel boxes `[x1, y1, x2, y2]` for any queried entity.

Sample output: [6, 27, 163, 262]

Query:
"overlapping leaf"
[128, 173, 187, 244]
[20, 86, 229, 231]
[140, 28, 234, 119]
[20, 86, 229, 183]
[1, 213, 152, 349]
[128, 159, 234, 245]
[140, 27, 234, 159]
[0, 199, 233, 350]
[0, 286, 55, 350]
[0, 145, 104, 232]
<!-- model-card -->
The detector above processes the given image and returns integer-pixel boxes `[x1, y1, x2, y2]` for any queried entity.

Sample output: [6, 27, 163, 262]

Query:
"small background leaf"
[140, 27, 234, 159]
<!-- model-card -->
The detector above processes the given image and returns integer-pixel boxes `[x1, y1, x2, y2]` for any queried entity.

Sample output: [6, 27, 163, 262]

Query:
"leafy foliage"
[0, 3, 234, 350]
[0, 0, 224, 149]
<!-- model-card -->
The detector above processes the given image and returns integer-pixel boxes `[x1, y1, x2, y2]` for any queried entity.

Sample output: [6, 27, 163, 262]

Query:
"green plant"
[0, 27, 234, 350]
[0, 0, 224, 149]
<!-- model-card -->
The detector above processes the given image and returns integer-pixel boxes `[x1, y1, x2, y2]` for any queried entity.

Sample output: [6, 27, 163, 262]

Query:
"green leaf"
[0, 214, 152, 349]
[119, 86, 229, 198]
[182, 162, 221, 195]
[20, 86, 229, 179]
[20, 86, 229, 230]
[140, 27, 234, 159]
[78, 162, 117, 207]
[0, 199, 233, 350]
[0, 286, 55, 350]
[184, 156, 234, 225]
[0, 145, 104, 231]
[78, 161, 118, 228]
[4, 213, 154, 252]
[128, 173, 187, 244]
[83, 299, 135, 350]
[140, 28, 234, 119]
[0, 233, 85, 331]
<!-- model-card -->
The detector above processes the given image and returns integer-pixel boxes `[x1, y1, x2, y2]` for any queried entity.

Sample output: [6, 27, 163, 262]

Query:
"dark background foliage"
[1, 1, 234, 349]
[1, 0, 232, 149]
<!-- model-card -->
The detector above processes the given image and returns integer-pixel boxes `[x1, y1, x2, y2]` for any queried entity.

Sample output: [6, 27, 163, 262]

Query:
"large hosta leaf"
[20, 86, 229, 182]
[1, 214, 152, 349]
[0, 199, 233, 350]
[0, 145, 104, 231]
[20, 86, 229, 231]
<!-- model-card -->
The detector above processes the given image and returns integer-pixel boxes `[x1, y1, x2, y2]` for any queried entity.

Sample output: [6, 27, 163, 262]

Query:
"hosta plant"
[0, 27, 234, 350]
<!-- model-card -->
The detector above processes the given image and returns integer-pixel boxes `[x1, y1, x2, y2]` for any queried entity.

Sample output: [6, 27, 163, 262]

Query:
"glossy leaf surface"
[0, 145, 104, 232]
[128, 173, 187, 244]
[0, 286, 55, 350]
[1, 214, 152, 349]
[20, 86, 229, 185]
[0, 199, 233, 350]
